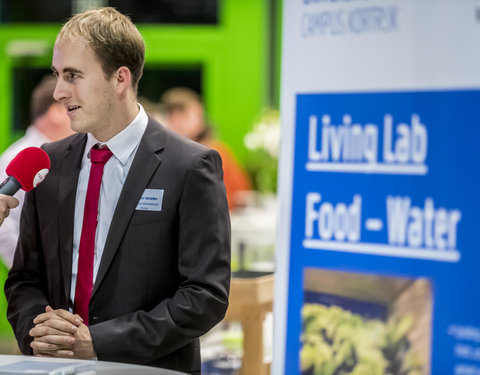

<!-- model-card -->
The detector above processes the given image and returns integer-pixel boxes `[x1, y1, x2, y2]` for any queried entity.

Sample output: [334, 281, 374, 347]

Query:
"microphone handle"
[0, 176, 22, 196]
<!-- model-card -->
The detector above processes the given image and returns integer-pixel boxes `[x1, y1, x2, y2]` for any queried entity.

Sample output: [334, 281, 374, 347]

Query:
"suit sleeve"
[89, 149, 231, 363]
[4, 187, 49, 354]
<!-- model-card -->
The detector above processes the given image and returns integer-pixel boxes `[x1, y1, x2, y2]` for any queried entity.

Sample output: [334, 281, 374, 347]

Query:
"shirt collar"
[86, 104, 148, 165]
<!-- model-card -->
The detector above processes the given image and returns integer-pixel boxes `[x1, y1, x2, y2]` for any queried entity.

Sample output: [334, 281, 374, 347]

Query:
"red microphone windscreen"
[5, 147, 51, 191]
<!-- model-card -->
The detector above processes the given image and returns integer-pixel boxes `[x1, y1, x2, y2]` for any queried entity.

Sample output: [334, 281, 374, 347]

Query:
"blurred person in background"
[0, 75, 72, 267]
[161, 87, 251, 210]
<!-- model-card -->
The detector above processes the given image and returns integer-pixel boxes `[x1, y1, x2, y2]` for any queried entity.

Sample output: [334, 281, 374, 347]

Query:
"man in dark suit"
[5, 7, 230, 374]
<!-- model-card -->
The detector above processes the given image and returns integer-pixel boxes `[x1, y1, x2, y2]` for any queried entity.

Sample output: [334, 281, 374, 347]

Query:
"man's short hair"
[30, 75, 58, 122]
[56, 7, 145, 93]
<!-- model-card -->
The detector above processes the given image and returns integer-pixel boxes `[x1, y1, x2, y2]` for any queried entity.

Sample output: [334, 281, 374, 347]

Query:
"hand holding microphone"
[0, 195, 19, 226]
[0, 147, 50, 226]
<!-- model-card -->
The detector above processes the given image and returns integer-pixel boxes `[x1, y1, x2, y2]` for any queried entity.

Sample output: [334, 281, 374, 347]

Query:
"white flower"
[244, 109, 280, 158]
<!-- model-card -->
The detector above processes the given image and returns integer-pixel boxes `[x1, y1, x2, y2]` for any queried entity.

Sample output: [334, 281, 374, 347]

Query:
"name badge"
[136, 189, 164, 211]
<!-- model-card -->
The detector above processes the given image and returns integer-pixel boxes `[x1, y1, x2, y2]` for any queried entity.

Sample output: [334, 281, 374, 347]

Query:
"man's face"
[52, 38, 116, 138]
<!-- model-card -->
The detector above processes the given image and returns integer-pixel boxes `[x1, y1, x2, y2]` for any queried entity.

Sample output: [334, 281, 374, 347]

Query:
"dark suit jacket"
[5, 118, 231, 374]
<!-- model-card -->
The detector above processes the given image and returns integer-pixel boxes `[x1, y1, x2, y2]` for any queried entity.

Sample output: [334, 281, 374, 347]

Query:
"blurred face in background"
[167, 100, 205, 141]
[36, 102, 74, 142]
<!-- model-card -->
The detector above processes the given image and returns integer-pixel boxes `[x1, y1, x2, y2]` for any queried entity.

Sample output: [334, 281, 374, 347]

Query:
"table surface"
[0, 355, 186, 374]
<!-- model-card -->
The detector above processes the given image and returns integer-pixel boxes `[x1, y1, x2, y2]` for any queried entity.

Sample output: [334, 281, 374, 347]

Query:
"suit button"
[91, 316, 100, 322]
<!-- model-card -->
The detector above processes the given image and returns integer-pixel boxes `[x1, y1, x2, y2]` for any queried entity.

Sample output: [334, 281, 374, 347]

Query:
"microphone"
[0, 147, 51, 196]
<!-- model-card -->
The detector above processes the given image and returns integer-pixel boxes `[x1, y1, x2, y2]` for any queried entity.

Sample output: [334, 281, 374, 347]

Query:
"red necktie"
[74, 145, 113, 325]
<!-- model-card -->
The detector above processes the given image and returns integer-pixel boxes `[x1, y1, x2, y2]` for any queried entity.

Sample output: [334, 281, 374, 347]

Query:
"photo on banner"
[301, 268, 432, 375]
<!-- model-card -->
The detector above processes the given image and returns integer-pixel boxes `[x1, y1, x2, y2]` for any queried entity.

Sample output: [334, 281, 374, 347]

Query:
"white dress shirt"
[0, 126, 49, 267]
[70, 104, 148, 305]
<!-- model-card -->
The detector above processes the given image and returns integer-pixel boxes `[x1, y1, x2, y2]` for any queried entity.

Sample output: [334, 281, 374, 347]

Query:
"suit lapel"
[58, 133, 87, 304]
[92, 120, 165, 297]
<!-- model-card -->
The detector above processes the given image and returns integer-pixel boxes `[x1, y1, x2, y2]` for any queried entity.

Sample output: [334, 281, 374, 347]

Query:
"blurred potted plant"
[243, 109, 280, 193]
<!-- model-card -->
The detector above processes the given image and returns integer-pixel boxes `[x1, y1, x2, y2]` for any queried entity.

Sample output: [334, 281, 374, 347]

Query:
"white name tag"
[136, 189, 164, 211]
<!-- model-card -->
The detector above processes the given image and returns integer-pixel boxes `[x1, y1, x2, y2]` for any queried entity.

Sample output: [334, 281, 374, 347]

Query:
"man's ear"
[115, 66, 132, 95]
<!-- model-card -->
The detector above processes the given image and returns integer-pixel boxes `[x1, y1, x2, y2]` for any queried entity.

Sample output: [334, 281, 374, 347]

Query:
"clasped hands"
[29, 305, 96, 359]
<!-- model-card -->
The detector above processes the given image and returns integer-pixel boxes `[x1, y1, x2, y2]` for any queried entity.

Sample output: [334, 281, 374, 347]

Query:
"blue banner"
[286, 90, 480, 374]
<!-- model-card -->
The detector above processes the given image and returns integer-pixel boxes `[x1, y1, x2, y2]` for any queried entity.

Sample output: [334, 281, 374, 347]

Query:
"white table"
[230, 194, 277, 272]
[0, 355, 186, 374]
